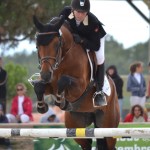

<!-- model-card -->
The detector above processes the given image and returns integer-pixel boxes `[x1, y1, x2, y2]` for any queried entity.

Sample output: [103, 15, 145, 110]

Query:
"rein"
[36, 31, 58, 35]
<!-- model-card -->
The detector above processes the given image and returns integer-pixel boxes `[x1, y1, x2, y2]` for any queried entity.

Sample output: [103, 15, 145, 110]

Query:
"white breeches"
[130, 96, 146, 108]
[95, 36, 106, 65]
[6, 114, 30, 123]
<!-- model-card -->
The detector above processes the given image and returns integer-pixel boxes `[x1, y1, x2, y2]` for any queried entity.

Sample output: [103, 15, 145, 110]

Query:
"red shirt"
[10, 96, 33, 121]
[124, 113, 147, 122]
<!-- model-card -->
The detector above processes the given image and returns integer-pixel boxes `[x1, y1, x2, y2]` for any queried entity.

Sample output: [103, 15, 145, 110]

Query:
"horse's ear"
[55, 15, 65, 30]
[33, 15, 44, 31]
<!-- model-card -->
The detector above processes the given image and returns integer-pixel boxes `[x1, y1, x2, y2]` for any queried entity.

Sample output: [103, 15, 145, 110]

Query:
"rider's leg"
[93, 35, 107, 106]
[96, 63, 104, 92]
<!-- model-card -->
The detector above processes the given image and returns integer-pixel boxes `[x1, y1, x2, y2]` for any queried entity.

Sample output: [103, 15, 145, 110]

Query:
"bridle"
[36, 30, 75, 78]
[36, 31, 63, 72]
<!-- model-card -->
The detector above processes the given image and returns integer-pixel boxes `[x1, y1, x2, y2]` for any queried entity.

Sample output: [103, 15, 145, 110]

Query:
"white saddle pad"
[102, 76, 111, 96]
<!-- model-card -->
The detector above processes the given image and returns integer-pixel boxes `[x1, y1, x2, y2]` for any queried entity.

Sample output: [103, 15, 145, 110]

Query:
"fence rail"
[0, 128, 150, 138]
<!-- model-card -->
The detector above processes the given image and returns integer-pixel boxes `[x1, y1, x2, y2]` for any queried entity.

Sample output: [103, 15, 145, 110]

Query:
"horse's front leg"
[55, 75, 81, 109]
[33, 80, 48, 114]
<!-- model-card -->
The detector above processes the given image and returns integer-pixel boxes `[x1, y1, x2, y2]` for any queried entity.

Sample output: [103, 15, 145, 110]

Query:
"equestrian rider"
[59, 0, 107, 106]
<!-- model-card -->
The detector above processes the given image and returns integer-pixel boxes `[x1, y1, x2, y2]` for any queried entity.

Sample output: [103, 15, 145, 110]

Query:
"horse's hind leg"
[75, 139, 92, 150]
[96, 138, 117, 150]
[106, 138, 117, 150]
[96, 138, 108, 150]
[65, 112, 93, 150]
[93, 110, 110, 150]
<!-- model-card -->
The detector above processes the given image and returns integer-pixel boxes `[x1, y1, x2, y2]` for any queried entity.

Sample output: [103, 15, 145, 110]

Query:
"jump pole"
[0, 128, 150, 138]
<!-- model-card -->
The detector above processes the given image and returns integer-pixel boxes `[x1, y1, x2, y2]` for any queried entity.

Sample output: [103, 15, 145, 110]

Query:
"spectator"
[127, 61, 146, 108]
[124, 104, 147, 122]
[0, 103, 8, 123]
[52, 105, 65, 122]
[106, 65, 124, 121]
[6, 83, 33, 123]
[146, 62, 150, 99]
[0, 57, 7, 114]
[40, 107, 60, 123]
[0, 103, 11, 149]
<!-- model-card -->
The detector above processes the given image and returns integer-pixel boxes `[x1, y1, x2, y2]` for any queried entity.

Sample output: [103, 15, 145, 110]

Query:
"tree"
[105, 35, 149, 74]
[0, 0, 70, 49]
[5, 62, 33, 101]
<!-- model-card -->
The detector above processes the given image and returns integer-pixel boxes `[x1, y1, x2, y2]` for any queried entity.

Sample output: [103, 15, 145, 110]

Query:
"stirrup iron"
[92, 91, 107, 107]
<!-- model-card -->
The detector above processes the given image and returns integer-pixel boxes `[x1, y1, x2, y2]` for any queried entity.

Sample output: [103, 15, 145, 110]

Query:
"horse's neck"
[61, 26, 73, 54]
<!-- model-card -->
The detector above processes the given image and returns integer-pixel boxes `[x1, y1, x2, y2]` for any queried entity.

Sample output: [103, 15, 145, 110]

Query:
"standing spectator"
[127, 61, 146, 108]
[124, 104, 147, 122]
[106, 65, 124, 121]
[40, 107, 60, 123]
[6, 83, 33, 123]
[146, 62, 150, 99]
[0, 57, 7, 114]
[0, 103, 11, 149]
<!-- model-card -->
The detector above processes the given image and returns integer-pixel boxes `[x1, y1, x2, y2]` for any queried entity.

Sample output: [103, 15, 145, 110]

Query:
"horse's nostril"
[40, 72, 51, 82]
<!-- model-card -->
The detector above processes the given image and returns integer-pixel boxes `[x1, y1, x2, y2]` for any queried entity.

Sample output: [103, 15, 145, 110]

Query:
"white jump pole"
[0, 128, 150, 138]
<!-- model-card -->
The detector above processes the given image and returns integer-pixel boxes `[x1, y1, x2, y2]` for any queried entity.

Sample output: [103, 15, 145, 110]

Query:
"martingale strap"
[64, 80, 95, 111]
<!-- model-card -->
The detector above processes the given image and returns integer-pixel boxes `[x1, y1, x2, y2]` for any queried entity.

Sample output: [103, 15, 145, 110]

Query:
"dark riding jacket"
[59, 6, 106, 51]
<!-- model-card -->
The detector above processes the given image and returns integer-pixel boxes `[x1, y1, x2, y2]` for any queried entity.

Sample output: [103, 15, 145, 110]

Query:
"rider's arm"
[81, 13, 106, 51]
[82, 24, 106, 51]
[59, 6, 72, 20]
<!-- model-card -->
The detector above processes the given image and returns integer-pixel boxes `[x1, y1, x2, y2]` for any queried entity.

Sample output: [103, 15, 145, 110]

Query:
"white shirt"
[18, 96, 24, 115]
[134, 73, 141, 84]
[75, 20, 81, 26]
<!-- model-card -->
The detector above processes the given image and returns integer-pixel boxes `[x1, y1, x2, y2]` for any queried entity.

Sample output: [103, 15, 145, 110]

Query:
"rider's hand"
[73, 34, 84, 44]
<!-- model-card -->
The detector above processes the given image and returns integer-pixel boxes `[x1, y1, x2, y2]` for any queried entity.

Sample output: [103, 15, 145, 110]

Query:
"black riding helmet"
[71, 0, 90, 12]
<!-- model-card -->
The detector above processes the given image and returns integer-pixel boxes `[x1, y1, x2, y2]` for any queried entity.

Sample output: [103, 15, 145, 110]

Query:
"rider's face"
[73, 10, 87, 22]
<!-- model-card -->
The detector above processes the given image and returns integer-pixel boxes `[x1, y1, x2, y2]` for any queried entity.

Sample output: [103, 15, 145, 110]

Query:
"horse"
[33, 15, 120, 150]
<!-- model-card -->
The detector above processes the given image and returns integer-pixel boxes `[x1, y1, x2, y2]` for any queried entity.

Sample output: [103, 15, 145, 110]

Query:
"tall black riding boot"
[93, 63, 107, 107]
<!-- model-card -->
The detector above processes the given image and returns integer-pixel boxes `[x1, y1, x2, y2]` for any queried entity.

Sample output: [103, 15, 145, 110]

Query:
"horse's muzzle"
[40, 71, 52, 82]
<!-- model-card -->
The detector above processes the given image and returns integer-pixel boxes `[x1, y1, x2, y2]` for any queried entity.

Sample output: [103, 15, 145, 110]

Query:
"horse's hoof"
[37, 103, 48, 114]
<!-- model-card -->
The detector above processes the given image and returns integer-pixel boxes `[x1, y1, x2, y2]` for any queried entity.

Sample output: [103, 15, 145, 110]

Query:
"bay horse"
[33, 15, 120, 150]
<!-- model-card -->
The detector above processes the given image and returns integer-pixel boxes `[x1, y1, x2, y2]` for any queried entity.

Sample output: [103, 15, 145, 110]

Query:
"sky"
[1, 0, 150, 55]
[90, 0, 149, 48]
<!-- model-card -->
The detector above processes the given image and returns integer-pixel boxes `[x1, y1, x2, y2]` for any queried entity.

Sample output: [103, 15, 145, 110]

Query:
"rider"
[59, 0, 107, 106]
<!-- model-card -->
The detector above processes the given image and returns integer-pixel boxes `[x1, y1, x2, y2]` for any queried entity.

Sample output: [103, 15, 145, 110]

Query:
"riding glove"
[73, 34, 84, 44]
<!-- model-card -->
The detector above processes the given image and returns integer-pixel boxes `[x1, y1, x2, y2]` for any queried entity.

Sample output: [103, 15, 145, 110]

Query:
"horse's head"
[33, 15, 65, 82]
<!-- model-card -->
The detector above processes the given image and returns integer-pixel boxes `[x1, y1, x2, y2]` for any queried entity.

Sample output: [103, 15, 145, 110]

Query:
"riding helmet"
[71, 0, 90, 12]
